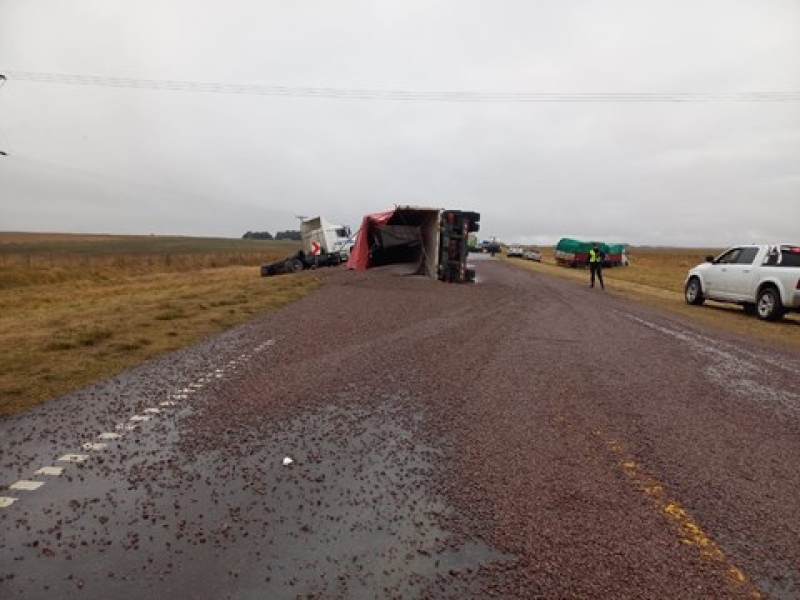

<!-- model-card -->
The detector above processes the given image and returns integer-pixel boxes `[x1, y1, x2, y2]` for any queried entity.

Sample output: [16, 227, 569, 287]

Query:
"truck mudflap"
[438, 211, 480, 283]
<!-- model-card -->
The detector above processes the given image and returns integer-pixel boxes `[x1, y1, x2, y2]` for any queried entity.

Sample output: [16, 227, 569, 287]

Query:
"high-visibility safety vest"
[589, 248, 601, 263]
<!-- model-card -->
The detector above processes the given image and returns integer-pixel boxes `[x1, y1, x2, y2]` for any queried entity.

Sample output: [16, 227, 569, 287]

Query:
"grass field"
[0, 232, 319, 417]
[2, 234, 798, 418]
[0, 232, 298, 287]
[504, 247, 800, 352]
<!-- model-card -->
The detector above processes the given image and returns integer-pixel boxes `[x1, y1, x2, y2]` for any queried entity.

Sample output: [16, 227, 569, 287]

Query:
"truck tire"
[287, 258, 304, 273]
[756, 286, 785, 321]
[684, 277, 705, 305]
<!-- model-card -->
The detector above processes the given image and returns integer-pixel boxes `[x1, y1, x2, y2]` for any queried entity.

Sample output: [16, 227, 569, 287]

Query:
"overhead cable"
[3, 70, 799, 103]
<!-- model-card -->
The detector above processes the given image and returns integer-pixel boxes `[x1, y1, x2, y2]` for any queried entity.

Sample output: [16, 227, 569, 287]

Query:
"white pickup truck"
[684, 244, 800, 321]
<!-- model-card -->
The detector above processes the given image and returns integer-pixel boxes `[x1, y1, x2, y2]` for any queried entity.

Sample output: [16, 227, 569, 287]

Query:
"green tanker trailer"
[554, 238, 627, 268]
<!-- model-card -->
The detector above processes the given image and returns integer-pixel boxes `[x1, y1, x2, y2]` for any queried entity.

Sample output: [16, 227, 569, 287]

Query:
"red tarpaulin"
[346, 210, 395, 270]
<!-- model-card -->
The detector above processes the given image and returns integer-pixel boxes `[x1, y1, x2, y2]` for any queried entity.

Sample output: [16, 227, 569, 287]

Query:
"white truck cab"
[684, 244, 800, 321]
[301, 217, 354, 259]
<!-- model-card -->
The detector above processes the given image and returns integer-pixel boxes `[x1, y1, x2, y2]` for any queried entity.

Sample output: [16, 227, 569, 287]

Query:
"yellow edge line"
[610, 439, 762, 599]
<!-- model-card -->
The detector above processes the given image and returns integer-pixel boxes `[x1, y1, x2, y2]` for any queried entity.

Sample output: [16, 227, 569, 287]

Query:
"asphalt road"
[2, 257, 799, 599]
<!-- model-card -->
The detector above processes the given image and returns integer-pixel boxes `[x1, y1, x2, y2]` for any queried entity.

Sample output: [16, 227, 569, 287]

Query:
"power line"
[3, 70, 799, 103]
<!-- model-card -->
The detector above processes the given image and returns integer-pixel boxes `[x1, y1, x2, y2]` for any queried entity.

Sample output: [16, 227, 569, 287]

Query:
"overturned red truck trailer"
[347, 206, 480, 283]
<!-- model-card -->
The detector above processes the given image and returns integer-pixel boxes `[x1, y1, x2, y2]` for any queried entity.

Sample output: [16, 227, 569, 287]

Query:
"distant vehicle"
[684, 244, 800, 321]
[507, 245, 524, 258]
[523, 249, 542, 262]
[475, 240, 501, 254]
[473, 240, 501, 255]
[261, 216, 353, 277]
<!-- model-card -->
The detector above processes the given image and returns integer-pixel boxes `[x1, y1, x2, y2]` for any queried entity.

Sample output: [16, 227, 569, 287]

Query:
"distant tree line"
[242, 230, 301, 241]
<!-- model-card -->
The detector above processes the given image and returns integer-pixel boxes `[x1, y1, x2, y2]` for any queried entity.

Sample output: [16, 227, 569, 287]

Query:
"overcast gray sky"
[1, 0, 798, 246]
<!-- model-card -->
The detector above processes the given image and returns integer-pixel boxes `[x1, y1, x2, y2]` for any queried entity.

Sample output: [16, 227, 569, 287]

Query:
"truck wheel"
[287, 259, 304, 273]
[684, 277, 704, 305]
[756, 286, 785, 321]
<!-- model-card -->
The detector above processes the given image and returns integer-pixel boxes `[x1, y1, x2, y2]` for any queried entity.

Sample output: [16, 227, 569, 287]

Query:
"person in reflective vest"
[588, 244, 605, 289]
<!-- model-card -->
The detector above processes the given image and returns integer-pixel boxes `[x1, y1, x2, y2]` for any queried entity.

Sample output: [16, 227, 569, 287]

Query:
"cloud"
[1, 0, 798, 245]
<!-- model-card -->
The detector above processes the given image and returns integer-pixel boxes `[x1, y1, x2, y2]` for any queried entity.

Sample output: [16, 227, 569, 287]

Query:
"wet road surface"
[2, 258, 799, 599]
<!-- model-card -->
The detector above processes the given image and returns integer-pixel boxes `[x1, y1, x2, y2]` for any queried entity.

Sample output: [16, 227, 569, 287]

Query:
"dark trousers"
[590, 263, 604, 289]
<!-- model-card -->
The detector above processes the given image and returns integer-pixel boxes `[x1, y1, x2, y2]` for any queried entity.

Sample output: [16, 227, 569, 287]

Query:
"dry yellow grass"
[0, 231, 296, 284]
[505, 247, 800, 353]
[0, 268, 320, 417]
[0, 232, 125, 244]
[0, 233, 320, 417]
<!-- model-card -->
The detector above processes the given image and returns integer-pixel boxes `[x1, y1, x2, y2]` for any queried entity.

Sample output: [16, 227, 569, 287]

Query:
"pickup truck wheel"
[287, 258, 304, 273]
[756, 286, 785, 321]
[684, 277, 705, 305]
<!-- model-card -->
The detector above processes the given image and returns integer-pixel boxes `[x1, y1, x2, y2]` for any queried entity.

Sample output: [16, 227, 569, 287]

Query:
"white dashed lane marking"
[35, 467, 65, 476]
[1, 339, 276, 508]
[10, 480, 45, 491]
[58, 454, 89, 463]
[82, 442, 108, 451]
